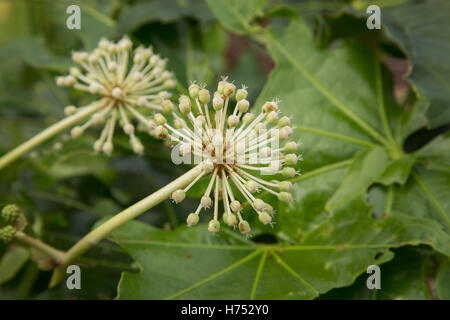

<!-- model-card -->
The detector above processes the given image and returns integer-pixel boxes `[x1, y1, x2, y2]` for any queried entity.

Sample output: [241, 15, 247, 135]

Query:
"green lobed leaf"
[326, 147, 389, 211]
[204, 0, 267, 34]
[0, 247, 30, 285]
[112, 193, 450, 299]
[321, 246, 434, 300]
[117, 0, 215, 34]
[382, 0, 450, 128]
[436, 259, 450, 300]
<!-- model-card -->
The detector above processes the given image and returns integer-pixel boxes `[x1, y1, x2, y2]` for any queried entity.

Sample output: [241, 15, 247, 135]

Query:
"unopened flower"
[56, 36, 176, 155]
[163, 78, 300, 234]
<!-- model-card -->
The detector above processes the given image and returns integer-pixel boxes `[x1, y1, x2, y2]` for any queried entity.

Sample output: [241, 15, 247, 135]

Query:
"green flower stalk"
[0, 37, 176, 169]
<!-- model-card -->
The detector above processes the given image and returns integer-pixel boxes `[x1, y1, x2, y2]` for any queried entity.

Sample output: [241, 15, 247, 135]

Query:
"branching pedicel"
[156, 78, 301, 234]
[56, 37, 176, 155]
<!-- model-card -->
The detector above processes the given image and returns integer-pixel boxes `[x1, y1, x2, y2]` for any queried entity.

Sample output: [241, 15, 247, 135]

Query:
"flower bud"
[201, 196, 213, 208]
[1, 204, 20, 224]
[161, 99, 174, 113]
[108, 61, 117, 71]
[217, 80, 226, 94]
[69, 67, 81, 77]
[164, 79, 176, 89]
[93, 140, 103, 152]
[154, 113, 167, 125]
[213, 95, 224, 110]
[133, 72, 143, 81]
[278, 116, 291, 128]
[89, 82, 102, 94]
[208, 220, 220, 233]
[155, 125, 168, 138]
[279, 126, 293, 139]
[227, 115, 239, 127]
[262, 101, 278, 113]
[282, 167, 296, 178]
[230, 200, 241, 213]
[102, 141, 114, 155]
[180, 143, 191, 155]
[201, 159, 214, 173]
[64, 75, 75, 87]
[254, 123, 266, 134]
[223, 213, 238, 227]
[284, 141, 297, 153]
[149, 54, 159, 66]
[195, 115, 205, 127]
[56, 76, 65, 86]
[64, 105, 77, 116]
[245, 180, 258, 193]
[189, 83, 200, 99]
[71, 126, 83, 139]
[253, 199, 266, 211]
[236, 88, 248, 101]
[159, 91, 171, 100]
[237, 99, 249, 113]
[266, 111, 278, 123]
[198, 89, 210, 104]
[278, 181, 293, 192]
[242, 113, 255, 124]
[133, 53, 144, 63]
[258, 212, 272, 225]
[171, 189, 186, 203]
[132, 139, 144, 154]
[0, 226, 16, 244]
[111, 87, 122, 98]
[223, 82, 236, 98]
[239, 220, 251, 234]
[278, 191, 292, 203]
[284, 153, 298, 165]
[174, 119, 184, 129]
[124, 123, 135, 135]
[264, 204, 274, 214]
[187, 213, 199, 226]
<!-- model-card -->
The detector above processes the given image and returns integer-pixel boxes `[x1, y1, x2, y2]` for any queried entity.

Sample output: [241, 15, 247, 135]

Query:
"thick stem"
[0, 102, 105, 170]
[14, 231, 65, 264]
[49, 163, 204, 287]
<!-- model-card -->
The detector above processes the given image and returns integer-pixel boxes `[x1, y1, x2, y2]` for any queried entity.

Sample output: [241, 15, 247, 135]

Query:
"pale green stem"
[0, 102, 105, 170]
[49, 163, 204, 287]
[14, 231, 65, 264]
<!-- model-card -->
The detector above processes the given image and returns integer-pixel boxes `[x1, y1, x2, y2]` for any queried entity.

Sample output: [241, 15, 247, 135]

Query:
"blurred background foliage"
[0, 0, 448, 299]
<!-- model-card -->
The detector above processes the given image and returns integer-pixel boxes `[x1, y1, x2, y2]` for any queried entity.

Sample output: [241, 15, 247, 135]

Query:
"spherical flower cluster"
[56, 36, 176, 155]
[159, 78, 300, 234]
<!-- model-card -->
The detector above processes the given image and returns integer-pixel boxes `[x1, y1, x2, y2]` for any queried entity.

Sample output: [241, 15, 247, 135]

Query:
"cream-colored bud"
[246, 180, 258, 193]
[171, 189, 186, 203]
[187, 213, 199, 226]
[253, 199, 266, 211]
[227, 115, 239, 127]
[230, 200, 241, 213]
[111, 87, 122, 98]
[201, 196, 213, 208]
[64, 105, 77, 116]
[102, 141, 114, 155]
[71, 126, 83, 139]
[237, 99, 249, 113]
[208, 220, 220, 233]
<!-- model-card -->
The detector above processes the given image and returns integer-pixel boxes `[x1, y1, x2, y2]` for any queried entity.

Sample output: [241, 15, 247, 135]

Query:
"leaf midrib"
[264, 29, 390, 147]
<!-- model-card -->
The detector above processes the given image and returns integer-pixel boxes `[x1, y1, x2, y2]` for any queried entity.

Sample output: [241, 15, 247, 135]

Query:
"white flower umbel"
[56, 36, 176, 155]
[162, 78, 301, 234]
